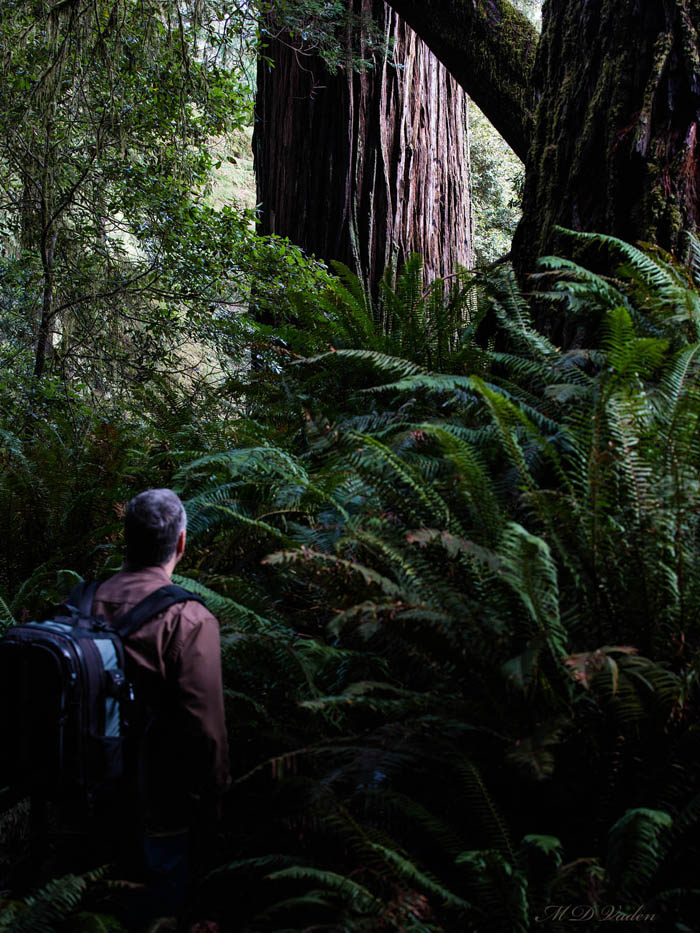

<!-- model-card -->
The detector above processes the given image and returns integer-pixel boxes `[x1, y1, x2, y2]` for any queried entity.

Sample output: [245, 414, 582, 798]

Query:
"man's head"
[125, 488, 187, 570]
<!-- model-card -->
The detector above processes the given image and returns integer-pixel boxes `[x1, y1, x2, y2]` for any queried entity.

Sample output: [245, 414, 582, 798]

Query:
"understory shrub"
[3, 235, 700, 930]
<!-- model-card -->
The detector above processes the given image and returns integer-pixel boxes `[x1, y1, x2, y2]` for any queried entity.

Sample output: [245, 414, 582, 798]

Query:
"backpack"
[0, 580, 205, 800]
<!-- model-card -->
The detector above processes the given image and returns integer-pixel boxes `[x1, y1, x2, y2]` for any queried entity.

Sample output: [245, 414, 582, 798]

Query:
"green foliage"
[0, 0, 331, 398]
[0, 868, 112, 933]
[260, 1, 391, 73]
[4, 233, 700, 930]
[606, 808, 672, 903]
[186, 235, 700, 929]
[469, 102, 523, 265]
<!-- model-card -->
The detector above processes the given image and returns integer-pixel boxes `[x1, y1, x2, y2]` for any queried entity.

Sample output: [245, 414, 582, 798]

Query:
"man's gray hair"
[125, 488, 187, 568]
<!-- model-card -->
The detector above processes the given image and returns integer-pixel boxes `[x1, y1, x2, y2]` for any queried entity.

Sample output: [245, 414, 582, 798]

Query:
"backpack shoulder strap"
[67, 580, 100, 616]
[115, 585, 206, 639]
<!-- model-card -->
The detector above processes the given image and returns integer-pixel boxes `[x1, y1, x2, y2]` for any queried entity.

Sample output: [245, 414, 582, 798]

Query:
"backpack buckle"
[106, 668, 130, 699]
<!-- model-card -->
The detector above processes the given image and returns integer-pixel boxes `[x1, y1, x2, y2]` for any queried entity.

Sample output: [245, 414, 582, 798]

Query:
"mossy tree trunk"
[390, 0, 700, 269]
[254, 0, 474, 291]
[257, 0, 700, 311]
[387, 0, 537, 162]
[514, 0, 700, 269]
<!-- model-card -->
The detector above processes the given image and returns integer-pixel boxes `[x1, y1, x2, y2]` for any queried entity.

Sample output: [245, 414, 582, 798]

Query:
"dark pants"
[116, 831, 190, 930]
[33, 795, 193, 930]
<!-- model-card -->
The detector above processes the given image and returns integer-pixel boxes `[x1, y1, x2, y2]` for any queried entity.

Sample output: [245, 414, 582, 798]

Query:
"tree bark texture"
[388, 0, 700, 267]
[386, 0, 537, 161]
[254, 1, 474, 291]
[514, 0, 700, 268]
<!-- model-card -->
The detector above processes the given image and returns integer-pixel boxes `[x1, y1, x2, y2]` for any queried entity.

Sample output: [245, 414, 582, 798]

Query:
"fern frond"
[4, 868, 106, 933]
[506, 717, 571, 781]
[535, 254, 628, 313]
[654, 342, 700, 432]
[455, 849, 528, 931]
[172, 574, 290, 633]
[348, 432, 452, 528]
[301, 348, 427, 380]
[361, 372, 473, 396]
[262, 548, 404, 599]
[177, 445, 310, 486]
[0, 594, 15, 634]
[468, 377, 536, 492]
[364, 788, 467, 859]
[555, 228, 676, 295]
[327, 260, 379, 349]
[454, 760, 513, 857]
[686, 232, 700, 288]
[606, 808, 672, 901]
[368, 842, 472, 912]
[207, 854, 302, 879]
[265, 866, 384, 913]
[602, 306, 668, 379]
[497, 523, 567, 657]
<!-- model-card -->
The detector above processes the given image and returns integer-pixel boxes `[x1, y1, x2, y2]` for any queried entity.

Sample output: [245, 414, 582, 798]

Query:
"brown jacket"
[93, 566, 229, 827]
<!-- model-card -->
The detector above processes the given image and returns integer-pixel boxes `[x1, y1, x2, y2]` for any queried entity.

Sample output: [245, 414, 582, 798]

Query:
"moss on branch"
[387, 0, 537, 160]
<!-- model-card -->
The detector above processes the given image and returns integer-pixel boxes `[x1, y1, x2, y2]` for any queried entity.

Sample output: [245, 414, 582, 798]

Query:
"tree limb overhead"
[386, 0, 537, 160]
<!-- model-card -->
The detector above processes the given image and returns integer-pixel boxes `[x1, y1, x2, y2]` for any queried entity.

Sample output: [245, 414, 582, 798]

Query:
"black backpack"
[0, 580, 204, 800]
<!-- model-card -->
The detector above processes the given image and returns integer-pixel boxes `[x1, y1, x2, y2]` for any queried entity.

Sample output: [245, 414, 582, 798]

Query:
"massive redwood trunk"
[257, 0, 700, 324]
[514, 0, 700, 269]
[390, 0, 700, 269]
[254, 1, 474, 291]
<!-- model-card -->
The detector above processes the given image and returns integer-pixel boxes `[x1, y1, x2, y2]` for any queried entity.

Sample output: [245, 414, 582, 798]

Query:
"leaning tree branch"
[386, 0, 537, 161]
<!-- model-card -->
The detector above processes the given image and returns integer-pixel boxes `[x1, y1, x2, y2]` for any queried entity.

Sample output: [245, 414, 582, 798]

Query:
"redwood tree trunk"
[386, 0, 537, 162]
[254, 1, 474, 291]
[513, 0, 700, 269]
[389, 0, 700, 266]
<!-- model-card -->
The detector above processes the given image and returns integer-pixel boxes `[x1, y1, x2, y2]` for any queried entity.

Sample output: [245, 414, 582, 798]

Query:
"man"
[92, 488, 229, 923]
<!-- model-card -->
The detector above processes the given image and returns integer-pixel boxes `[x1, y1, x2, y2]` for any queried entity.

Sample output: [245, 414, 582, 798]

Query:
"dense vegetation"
[2, 1, 700, 931]
[2, 231, 700, 931]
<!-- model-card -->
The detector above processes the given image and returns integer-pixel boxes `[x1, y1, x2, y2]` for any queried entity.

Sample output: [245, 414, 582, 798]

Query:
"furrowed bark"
[514, 0, 700, 270]
[254, 0, 474, 290]
[386, 0, 537, 160]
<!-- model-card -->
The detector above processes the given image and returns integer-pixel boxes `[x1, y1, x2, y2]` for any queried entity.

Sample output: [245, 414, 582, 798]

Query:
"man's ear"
[176, 528, 186, 559]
